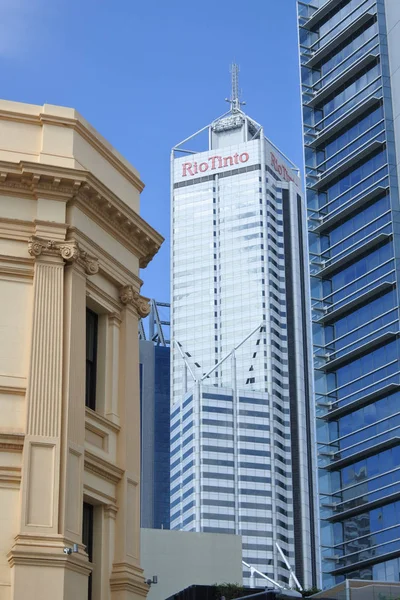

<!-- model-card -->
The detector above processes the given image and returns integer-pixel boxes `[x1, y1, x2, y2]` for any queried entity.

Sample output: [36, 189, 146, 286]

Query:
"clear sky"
[2, 0, 303, 302]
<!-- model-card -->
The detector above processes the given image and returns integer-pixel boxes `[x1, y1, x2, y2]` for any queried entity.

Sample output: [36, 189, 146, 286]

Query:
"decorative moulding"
[119, 285, 150, 318]
[28, 235, 99, 275]
[0, 160, 163, 268]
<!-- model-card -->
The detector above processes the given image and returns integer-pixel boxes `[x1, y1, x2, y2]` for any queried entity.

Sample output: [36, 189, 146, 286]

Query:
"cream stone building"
[0, 100, 163, 600]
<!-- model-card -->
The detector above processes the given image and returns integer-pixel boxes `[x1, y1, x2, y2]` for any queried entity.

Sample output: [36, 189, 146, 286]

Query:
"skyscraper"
[298, 0, 400, 588]
[140, 300, 171, 530]
[170, 67, 319, 589]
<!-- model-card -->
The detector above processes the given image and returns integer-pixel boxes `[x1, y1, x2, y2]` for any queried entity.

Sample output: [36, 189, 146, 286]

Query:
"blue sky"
[2, 0, 303, 301]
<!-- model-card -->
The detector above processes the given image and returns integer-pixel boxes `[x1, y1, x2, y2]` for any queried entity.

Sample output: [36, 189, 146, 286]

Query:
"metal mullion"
[331, 523, 400, 552]
[330, 411, 400, 446]
[325, 362, 399, 398]
[321, 263, 394, 305]
[331, 535, 400, 563]
[312, 40, 379, 92]
[320, 220, 391, 264]
[320, 210, 390, 256]
[309, 0, 374, 50]
[315, 169, 388, 214]
[313, 76, 381, 132]
[328, 420, 400, 457]
[330, 464, 400, 498]
[327, 310, 397, 347]
[314, 122, 384, 171]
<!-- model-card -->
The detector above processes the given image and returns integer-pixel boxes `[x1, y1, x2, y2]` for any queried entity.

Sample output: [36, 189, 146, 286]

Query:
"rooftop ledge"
[0, 99, 144, 195]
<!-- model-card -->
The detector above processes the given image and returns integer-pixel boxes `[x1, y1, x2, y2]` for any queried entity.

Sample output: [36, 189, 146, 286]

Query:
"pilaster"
[110, 286, 149, 600]
[8, 235, 99, 600]
[105, 314, 122, 425]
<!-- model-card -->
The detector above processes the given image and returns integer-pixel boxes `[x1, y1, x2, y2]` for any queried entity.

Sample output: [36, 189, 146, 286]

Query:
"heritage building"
[0, 100, 162, 600]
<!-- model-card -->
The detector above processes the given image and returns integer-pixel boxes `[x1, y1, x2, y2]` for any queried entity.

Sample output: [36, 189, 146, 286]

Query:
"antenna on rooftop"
[225, 63, 246, 113]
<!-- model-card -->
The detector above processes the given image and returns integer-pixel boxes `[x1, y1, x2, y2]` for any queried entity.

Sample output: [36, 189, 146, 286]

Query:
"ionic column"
[110, 285, 150, 600]
[9, 236, 98, 600]
[60, 249, 99, 543]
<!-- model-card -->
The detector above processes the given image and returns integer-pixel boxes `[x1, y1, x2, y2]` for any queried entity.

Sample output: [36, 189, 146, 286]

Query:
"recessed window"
[82, 502, 94, 600]
[86, 308, 98, 410]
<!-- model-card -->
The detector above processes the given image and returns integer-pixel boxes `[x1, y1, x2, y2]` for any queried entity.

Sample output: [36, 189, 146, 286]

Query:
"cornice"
[70, 226, 142, 283]
[8, 550, 91, 576]
[0, 466, 21, 488]
[38, 112, 145, 193]
[0, 160, 163, 267]
[110, 563, 149, 597]
[0, 107, 144, 193]
[0, 384, 26, 396]
[85, 407, 121, 434]
[0, 218, 34, 241]
[84, 449, 124, 484]
[0, 432, 24, 452]
[0, 254, 34, 280]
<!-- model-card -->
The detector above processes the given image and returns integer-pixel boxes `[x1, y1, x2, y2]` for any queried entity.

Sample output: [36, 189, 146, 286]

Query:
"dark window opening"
[86, 308, 98, 410]
[82, 502, 94, 600]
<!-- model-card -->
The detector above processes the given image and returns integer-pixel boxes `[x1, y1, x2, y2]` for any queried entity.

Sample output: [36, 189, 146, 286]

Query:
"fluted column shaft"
[20, 255, 64, 533]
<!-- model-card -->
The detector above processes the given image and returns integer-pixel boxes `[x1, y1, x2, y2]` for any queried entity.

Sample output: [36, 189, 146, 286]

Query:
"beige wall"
[0, 99, 163, 600]
[140, 529, 243, 600]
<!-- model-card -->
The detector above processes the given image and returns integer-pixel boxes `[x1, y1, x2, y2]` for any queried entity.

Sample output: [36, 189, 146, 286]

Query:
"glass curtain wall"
[298, 0, 400, 588]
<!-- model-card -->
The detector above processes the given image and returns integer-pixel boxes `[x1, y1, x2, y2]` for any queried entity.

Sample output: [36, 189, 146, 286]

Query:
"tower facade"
[298, 0, 400, 588]
[140, 301, 171, 530]
[170, 71, 319, 588]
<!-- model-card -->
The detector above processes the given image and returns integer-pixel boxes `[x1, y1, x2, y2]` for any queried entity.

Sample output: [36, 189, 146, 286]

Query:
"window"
[82, 502, 94, 600]
[86, 308, 98, 410]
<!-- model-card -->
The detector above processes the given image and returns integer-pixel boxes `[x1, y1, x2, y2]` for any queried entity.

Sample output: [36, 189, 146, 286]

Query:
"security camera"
[63, 545, 79, 555]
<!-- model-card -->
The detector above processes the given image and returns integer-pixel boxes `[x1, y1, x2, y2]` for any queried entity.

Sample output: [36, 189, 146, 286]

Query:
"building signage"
[270, 152, 295, 184]
[182, 152, 250, 177]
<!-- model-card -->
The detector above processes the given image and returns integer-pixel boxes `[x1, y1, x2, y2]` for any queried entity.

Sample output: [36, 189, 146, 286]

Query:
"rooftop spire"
[225, 63, 246, 113]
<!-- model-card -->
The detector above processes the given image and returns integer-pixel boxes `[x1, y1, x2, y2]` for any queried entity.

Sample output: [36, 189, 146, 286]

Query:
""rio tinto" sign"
[182, 152, 250, 177]
[270, 152, 295, 184]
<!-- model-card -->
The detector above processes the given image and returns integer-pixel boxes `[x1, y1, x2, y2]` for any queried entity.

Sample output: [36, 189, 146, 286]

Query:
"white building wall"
[171, 112, 314, 588]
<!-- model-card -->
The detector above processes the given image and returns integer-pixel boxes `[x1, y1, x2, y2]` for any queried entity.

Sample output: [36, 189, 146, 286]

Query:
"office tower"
[298, 0, 400, 588]
[140, 301, 171, 530]
[170, 66, 319, 588]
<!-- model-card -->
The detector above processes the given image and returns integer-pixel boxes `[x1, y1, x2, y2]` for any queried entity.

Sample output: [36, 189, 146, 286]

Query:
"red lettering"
[223, 156, 234, 167]
[271, 152, 295, 184]
[209, 156, 222, 170]
[182, 152, 252, 177]
[182, 162, 194, 177]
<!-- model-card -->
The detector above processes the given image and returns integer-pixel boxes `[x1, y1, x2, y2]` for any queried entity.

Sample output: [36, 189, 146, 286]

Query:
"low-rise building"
[0, 100, 163, 600]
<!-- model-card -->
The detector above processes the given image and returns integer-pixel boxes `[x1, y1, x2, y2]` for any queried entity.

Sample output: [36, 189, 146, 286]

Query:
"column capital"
[28, 236, 99, 275]
[119, 285, 150, 318]
[104, 505, 118, 520]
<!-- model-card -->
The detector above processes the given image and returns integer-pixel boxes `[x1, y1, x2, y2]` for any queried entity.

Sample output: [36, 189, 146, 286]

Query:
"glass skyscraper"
[298, 0, 400, 587]
[140, 301, 171, 530]
[170, 70, 319, 589]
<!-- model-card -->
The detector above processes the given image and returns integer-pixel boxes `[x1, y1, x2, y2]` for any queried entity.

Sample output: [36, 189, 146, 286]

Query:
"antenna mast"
[225, 63, 246, 112]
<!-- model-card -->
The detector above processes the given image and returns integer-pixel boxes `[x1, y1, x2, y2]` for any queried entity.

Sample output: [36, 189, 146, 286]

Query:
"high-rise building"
[170, 67, 319, 589]
[140, 301, 171, 530]
[298, 0, 400, 588]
